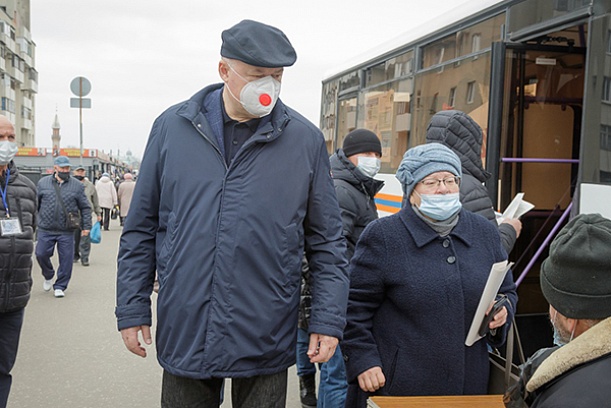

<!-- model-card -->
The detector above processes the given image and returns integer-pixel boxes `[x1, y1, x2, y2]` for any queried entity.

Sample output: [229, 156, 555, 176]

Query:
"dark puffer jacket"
[37, 174, 92, 233]
[0, 162, 37, 312]
[330, 149, 384, 260]
[426, 110, 517, 253]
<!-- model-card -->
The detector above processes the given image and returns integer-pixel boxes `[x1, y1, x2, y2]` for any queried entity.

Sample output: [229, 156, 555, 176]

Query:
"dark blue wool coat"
[342, 205, 517, 405]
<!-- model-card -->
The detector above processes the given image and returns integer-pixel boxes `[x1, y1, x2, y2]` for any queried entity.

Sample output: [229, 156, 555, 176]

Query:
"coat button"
[447, 256, 456, 264]
[197, 123, 201, 128]
[443, 239, 450, 248]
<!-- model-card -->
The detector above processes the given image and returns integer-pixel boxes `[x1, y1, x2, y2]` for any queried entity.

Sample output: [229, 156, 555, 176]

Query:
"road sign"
[70, 76, 91, 97]
[70, 98, 91, 108]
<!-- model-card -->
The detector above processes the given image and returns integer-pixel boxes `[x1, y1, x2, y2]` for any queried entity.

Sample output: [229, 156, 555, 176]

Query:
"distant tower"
[51, 114, 61, 157]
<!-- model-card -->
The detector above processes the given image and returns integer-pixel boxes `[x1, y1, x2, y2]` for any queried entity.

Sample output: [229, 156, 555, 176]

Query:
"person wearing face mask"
[295, 129, 384, 407]
[73, 165, 101, 266]
[342, 143, 517, 407]
[35, 156, 91, 298]
[115, 20, 349, 408]
[0, 115, 37, 408]
[504, 213, 611, 408]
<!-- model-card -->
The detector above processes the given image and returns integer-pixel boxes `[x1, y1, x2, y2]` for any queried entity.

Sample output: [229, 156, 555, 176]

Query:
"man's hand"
[358, 366, 386, 392]
[120, 325, 152, 358]
[97, 215, 102, 222]
[501, 218, 522, 238]
[81, 230, 90, 236]
[307, 333, 339, 363]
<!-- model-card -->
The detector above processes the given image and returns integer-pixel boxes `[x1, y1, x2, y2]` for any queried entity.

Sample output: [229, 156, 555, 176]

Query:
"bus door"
[487, 43, 586, 356]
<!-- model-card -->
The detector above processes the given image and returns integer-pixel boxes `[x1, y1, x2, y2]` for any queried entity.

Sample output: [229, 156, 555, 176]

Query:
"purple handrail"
[515, 202, 573, 287]
[501, 158, 579, 164]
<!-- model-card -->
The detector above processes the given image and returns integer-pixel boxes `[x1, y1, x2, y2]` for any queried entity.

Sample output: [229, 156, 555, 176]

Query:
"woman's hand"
[358, 366, 386, 392]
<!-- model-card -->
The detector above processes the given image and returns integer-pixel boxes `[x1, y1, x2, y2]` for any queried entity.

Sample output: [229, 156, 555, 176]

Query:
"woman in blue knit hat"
[342, 143, 518, 406]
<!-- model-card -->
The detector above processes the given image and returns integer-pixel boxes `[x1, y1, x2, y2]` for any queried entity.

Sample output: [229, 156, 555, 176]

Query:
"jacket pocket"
[281, 222, 301, 296]
[384, 347, 400, 394]
[157, 212, 178, 284]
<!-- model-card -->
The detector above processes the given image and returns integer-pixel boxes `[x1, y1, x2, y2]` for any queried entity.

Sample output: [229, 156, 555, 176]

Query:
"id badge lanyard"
[0, 168, 10, 218]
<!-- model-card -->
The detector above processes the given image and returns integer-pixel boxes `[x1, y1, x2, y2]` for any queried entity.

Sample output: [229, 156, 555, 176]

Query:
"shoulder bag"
[53, 182, 81, 230]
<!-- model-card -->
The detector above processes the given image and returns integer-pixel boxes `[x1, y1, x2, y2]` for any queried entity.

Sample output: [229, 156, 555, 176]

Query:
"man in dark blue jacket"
[36, 156, 91, 298]
[115, 20, 349, 408]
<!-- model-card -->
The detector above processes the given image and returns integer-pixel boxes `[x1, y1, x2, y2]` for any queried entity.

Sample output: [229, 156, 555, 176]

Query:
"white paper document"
[497, 192, 534, 224]
[465, 260, 513, 346]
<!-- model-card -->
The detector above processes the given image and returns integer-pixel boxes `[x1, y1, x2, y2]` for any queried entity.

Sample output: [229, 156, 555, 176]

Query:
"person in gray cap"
[115, 19, 348, 407]
[72, 165, 101, 266]
[36, 156, 91, 298]
[342, 143, 517, 407]
[504, 213, 611, 408]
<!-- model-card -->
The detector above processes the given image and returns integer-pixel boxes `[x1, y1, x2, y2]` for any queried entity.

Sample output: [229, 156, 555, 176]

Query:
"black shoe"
[81, 260, 89, 266]
[299, 374, 317, 408]
[73, 257, 80, 263]
[104, 228, 109, 231]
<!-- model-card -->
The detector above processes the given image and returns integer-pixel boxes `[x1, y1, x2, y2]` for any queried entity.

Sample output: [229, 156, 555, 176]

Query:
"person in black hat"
[296, 129, 385, 407]
[505, 213, 611, 407]
[116, 19, 349, 408]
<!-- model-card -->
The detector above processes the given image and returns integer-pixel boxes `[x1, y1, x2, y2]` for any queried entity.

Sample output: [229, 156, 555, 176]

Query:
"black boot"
[299, 374, 317, 408]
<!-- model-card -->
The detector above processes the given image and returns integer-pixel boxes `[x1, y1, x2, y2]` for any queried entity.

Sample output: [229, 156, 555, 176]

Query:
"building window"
[1, 97, 15, 113]
[603, 77, 611, 103]
[448, 87, 456, 108]
[472, 34, 481, 53]
[601, 125, 611, 151]
[608, 30, 611, 54]
[466, 81, 476, 104]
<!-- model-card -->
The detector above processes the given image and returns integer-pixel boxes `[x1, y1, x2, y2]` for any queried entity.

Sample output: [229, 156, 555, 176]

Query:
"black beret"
[541, 213, 611, 319]
[221, 19, 297, 68]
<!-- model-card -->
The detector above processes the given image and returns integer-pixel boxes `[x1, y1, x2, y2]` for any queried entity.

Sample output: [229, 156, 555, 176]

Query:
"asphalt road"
[9, 219, 308, 407]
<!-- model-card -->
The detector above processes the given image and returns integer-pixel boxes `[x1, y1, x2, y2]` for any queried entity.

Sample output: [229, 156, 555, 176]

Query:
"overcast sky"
[30, 0, 471, 158]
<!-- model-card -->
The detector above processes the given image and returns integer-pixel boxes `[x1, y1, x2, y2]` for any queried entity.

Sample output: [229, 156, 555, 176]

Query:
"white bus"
[320, 0, 611, 356]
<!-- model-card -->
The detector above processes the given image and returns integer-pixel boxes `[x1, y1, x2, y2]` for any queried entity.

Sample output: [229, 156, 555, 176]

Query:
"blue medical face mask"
[550, 310, 575, 346]
[416, 192, 462, 221]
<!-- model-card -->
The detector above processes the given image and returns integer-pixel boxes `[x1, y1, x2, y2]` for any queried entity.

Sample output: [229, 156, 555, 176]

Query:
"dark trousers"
[161, 369, 287, 408]
[100, 208, 111, 230]
[73, 229, 91, 262]
[0, 308, 25, 408]
[35, 231, 75, 291]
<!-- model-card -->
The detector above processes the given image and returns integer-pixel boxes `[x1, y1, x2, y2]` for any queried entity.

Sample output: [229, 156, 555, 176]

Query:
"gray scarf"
[412, 205, 459, 236]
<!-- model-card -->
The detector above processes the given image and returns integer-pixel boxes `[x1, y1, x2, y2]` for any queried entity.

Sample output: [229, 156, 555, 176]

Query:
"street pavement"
[9, 219, 309, 407]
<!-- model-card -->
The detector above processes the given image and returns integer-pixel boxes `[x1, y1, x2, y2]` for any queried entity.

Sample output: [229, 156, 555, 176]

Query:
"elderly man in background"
[73, 165, 101, 266]
[505, 213, 611, 407]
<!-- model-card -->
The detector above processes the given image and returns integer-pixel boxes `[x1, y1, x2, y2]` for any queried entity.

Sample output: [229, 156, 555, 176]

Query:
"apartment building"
[0, 0, 36, 146]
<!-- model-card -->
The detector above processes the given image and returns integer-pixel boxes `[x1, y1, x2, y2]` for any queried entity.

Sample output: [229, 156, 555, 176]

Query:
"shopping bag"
[488, 320, 524, 394]
[90, 221, 102, 244]
[110, 206, 119, 220]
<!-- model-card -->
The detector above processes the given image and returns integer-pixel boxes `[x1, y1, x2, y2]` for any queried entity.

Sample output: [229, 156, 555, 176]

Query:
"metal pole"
[79, 77, 84, 165]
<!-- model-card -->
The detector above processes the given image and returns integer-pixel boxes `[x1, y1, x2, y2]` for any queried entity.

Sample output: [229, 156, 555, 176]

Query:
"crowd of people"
[2, 17, 611, 408]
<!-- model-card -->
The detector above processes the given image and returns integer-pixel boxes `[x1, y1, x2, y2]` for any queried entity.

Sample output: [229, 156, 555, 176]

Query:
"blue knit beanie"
[396, 143, 462, 197]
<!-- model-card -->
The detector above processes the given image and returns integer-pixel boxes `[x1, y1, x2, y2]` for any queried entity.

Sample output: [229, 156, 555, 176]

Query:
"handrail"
[515, 202, 572, 287]
[501, 158, 579, 164]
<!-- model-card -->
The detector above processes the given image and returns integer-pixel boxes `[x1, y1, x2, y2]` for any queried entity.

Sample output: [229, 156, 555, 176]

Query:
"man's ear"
[218, 60, 230, 82]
